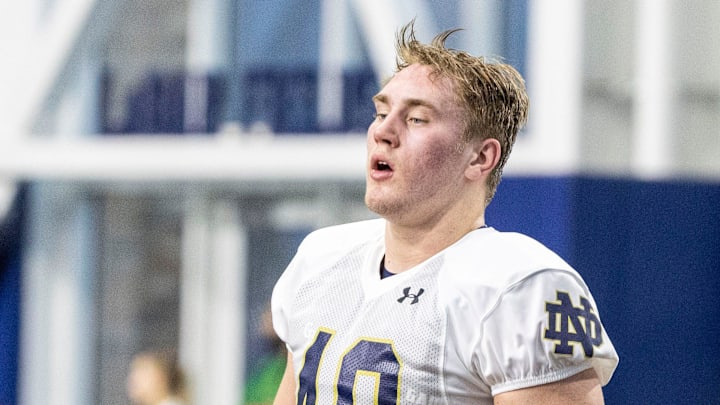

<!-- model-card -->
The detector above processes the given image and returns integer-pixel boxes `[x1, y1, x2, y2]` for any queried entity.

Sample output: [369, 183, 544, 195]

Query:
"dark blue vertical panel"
[343, 68, 378, 132]
[0, 255, 20, 405]
[486, 176, 575, 259]
[102, 69, 225, 135]
[278, 70, 318, 133]
[122, 72, 185, 134]
[0, 186, 24, 405]
[242, 69, 319, 133]
[489, 176, 720, 402]
[206, 73, 227, 133]
[572, 178, 720, 404]
[124, 72, 161, 133]
[242, 70, 282, 132]
[155, 72, 185, 133]
[100, 68, 118, 133]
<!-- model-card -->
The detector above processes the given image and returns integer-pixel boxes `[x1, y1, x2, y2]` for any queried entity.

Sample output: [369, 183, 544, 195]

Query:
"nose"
[370, 114, 400, 148]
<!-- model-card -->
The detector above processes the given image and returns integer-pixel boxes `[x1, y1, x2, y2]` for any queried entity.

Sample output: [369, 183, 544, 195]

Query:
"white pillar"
[349, 0, 402, 81]
[19, 185, 98, 405]
[18, 23, 102, 404]
[511, 0, 584, 175]
[460, 0, 503, 57]
[180, 196, 246, 405]
[318, 0, 348, 131]
[184, 0, 233, 132]
[633, 0, 673, 178]
[0, 1, 38, 134]
[0, 1, 37, 237]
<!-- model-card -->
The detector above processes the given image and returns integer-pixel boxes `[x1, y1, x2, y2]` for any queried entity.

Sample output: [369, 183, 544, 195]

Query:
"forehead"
[374, 64, 459, 109]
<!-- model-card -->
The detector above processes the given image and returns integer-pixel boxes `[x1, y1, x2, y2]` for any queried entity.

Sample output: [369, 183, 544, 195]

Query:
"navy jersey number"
[297, 328, 402, 404]
[297, 329, 334, 404]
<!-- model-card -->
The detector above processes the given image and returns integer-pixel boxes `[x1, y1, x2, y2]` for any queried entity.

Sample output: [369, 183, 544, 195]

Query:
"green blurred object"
[244, 353, 286, 405]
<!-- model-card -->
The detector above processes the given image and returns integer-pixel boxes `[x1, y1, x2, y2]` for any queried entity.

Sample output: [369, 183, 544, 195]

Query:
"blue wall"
[489, 176, 720, 403]
[0, 187, 24, 405]
[0, 256, 20, 405]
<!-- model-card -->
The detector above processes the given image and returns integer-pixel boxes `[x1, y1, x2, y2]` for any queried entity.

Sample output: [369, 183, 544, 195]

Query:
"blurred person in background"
[271, 21, 618, 404]
[127, 350, 188, 405]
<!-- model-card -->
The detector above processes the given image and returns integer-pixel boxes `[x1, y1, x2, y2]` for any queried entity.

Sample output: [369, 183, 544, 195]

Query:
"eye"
[373, 112, 387, 121]
[408, 117, 426, 125]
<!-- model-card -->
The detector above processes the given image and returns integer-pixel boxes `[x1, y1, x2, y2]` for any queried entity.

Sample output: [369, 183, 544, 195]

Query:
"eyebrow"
[372, 94, 438, 112]
[372, 93, 388, 104]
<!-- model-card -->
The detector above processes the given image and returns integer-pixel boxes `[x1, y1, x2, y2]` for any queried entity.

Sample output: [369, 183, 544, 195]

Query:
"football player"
[271, 21, 618, 404]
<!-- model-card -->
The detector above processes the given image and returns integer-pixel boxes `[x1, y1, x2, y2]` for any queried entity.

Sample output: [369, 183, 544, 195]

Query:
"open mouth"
[376, 160, 392, 171]
[370, 155, 394, 178]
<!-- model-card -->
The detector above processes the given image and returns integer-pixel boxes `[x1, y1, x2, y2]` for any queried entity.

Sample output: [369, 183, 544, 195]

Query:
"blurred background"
[0, 0, 719, 404]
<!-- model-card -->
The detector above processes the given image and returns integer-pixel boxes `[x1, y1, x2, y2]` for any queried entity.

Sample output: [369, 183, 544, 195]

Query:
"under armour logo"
[397, 287, 424, 305]
[544, 291, 603, 357]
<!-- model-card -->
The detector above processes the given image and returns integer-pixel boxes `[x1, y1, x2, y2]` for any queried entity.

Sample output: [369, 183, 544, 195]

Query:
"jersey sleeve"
[475, 269, 619, 396]
[271, 250, 302, 344]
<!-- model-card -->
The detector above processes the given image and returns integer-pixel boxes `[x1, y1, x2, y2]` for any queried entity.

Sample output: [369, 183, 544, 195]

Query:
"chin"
[365, 196, 400, 219]
[364, 196, 379, 214]
[364, 195, 384, 216]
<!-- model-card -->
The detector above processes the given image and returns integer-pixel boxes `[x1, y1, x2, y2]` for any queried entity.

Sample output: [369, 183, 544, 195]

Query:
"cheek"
[415, 141, 464, 176]
[403, 147, 458, 198]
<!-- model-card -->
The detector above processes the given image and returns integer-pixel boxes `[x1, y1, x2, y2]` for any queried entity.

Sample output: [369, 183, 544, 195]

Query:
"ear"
[465, 138, 501, 181]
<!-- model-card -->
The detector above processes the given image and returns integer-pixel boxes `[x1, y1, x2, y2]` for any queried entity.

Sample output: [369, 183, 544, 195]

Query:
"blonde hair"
[394, 21, 529, 204]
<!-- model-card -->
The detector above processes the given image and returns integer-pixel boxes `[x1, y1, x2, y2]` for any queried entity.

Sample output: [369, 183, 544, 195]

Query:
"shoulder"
[443, 228, 577, 288]
[295, 218, 384, 261]
[281, 218, 384, 279]
[298, 218, 385, 251]
[272, 218, 385, 342]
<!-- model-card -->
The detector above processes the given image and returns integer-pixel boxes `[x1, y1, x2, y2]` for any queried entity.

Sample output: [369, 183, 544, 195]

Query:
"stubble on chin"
[364, 187, 396, 218]
[364, 191, 384, 216]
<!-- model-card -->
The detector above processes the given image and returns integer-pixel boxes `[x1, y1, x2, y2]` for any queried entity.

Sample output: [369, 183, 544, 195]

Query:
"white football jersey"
[272, 219, 618, 404]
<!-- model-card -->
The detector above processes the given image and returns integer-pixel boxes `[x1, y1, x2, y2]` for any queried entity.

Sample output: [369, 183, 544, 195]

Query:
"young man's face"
[365, 63, 475, 227]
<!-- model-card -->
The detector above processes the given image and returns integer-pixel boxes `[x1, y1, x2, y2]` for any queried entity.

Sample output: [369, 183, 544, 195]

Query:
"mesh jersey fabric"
[272, 219, 618, 404]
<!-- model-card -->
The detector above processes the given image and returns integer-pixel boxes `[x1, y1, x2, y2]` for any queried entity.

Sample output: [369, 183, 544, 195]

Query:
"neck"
[383, 211, 485, 273]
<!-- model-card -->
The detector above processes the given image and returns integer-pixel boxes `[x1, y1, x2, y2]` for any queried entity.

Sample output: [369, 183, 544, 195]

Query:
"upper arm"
[475, 269, 618, 394]
[493, 368, 604, 405]
[272, 351, 296, 405]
